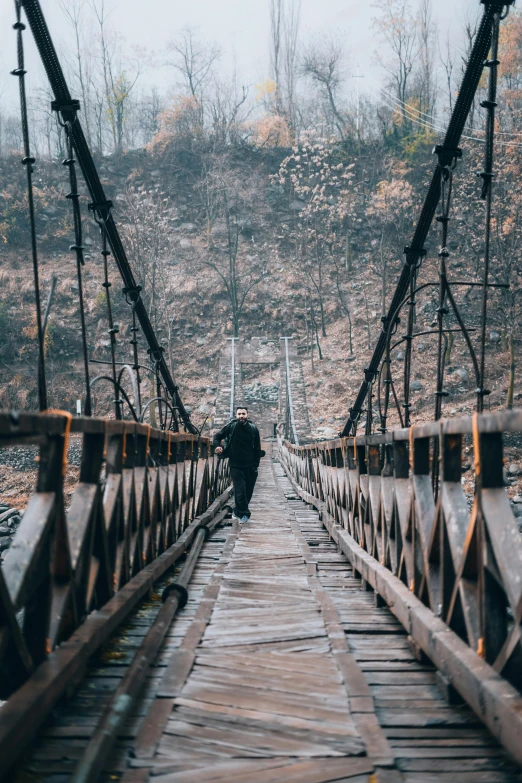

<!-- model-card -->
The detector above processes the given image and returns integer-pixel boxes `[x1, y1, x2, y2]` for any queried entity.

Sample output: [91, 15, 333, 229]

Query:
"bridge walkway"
[19, 451, 522, 783]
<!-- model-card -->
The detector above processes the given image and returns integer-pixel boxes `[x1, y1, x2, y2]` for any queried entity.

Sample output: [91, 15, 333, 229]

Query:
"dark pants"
[230, 466, 258, 518]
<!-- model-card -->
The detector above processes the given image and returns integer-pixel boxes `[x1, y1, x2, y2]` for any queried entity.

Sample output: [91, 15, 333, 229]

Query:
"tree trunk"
[444, 331, 454, 365]
[507, 332, 515, 409]
[380, 232, 386, 316]
[363, 290, 372, 350]
[345, 228, 352, 272]
[312, 312, 323, 359]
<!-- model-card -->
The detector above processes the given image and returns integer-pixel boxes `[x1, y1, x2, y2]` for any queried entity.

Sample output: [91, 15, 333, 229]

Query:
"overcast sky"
[0, 0, 480, 110]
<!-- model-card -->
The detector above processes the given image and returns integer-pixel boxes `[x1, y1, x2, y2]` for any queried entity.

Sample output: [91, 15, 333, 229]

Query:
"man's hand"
[215, 446, 223, 455]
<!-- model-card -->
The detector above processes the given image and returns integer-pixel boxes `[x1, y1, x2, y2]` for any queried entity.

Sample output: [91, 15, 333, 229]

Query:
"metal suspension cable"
[434, 168, 453, 423]
[57, 111, 92, 416]
[341, 1, 513, 437]
[92, 211, 122, 419]
[402, 261, 419, 429]
[124, 290, 143, 421]
[478, 10, 501, 411]
[367, 72, 522, 146]
[229, 337, 236, 420]
[375, 85, 522, 148]
[283, 337, 299, 446]
[12, 0, 47, 411]
[376, 84, 522, 141]
[20, 0, 197, 434]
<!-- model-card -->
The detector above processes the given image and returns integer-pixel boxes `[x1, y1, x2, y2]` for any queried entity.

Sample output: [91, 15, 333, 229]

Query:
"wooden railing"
[278, 410, 522, 764]
[0, 412, 229, 699]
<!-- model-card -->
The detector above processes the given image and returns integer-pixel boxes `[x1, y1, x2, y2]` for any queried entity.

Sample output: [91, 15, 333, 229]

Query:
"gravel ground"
[0, 436, 83, 563]
[0, 441, 82, 472]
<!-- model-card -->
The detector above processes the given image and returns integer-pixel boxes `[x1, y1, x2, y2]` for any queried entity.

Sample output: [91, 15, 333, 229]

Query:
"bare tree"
[91, 0, 145, 153]
[121, 186, 181, 375]
[208, 73, 250, 147]
[333, 260, 354, 355]
[138, 86, 164, 145]
[269, 0, 301, 135]
[417, 0, 437, 119]
[282, 0, 301, 133]
[372, 0, 418, 130]
[269, 0, 284, 113]
[439, 29, 456, 116]
[301, 35, 347, 139]
[167, 26, 221, 122]
[459, 8, 480, 129]
[198, 155, 268, 336]
[59, 0, 93, 146]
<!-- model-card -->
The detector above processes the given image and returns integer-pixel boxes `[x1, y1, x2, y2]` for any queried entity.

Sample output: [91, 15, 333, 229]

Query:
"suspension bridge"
[1, 1, 522, 781]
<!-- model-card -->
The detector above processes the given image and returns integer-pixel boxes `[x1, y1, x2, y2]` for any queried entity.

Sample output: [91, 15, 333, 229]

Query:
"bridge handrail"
[278, 411, 522, 764]
[0, 411, 229, 702]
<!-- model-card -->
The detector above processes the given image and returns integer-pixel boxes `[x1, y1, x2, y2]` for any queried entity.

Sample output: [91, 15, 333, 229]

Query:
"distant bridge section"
[212, 337, 312, 442]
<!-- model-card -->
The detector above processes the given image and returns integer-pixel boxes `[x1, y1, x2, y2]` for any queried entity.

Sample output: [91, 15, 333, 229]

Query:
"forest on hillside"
[1, 0, 522, 435]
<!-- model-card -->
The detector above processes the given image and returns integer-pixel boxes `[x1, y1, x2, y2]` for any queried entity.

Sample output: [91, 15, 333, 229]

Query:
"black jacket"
[212, 420, 262, 468]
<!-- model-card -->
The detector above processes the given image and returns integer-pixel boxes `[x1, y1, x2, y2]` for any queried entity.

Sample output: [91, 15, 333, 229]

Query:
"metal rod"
[229, 337, 236, 421]
[41, 274, 57, 338]
[283, 337, 299, 446]
[13, 1, 47, 411]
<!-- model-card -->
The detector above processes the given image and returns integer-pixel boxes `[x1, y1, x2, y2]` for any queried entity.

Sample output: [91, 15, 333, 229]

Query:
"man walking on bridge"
[213, 406, 263, 523]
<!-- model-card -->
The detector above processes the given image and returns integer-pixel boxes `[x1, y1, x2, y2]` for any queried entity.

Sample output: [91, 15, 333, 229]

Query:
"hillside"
[1, 135, 520, 433]
[2, 126, 522, 526]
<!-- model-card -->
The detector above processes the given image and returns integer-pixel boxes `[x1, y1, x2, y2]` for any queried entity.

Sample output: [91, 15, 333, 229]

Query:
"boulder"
[455, 368, 469, 383]
[320, 427, 337, 439]
[410, 380, 423, 392]
[0, 509, 19, 524]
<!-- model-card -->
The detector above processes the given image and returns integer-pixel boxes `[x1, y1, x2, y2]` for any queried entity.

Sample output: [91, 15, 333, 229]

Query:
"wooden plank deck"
[16, 452, 522, 782]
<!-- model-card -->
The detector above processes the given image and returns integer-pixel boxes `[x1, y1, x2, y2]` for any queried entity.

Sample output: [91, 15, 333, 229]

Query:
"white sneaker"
[231, 512, 240, 520]
[240, 515, 249, 523]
